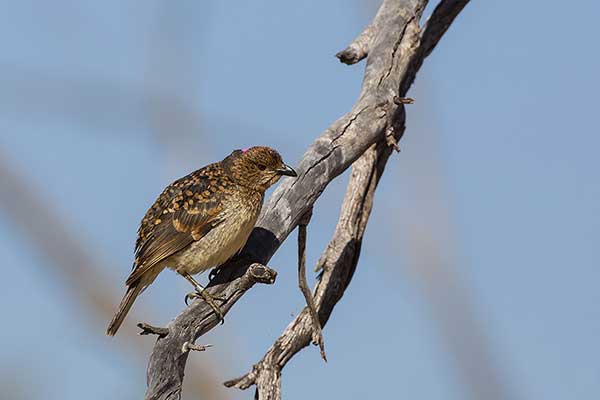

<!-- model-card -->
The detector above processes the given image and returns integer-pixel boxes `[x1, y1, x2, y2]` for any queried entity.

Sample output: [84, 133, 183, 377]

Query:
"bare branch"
[145, 0, 470, 398]
[421, 0, 470, 58]
[296, 208, 327, 362]
[138, 323, 170, 338]
[181, 342, 213, 353]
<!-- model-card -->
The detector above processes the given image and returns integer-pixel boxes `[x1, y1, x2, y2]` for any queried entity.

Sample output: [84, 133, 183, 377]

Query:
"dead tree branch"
[145, 1, 469, 399]
[224, 135, 398, 398]
[296, 208, 327, 362]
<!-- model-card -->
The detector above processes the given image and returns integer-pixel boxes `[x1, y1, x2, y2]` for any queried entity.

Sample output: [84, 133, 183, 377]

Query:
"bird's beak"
[276, 163, 297, 177]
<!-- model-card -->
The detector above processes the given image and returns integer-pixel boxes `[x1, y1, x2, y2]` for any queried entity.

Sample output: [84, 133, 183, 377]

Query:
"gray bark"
[144, 1, 470, 399]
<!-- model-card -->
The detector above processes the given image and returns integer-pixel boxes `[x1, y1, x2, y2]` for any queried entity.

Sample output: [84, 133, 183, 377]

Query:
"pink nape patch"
[241, 148, 250, 153]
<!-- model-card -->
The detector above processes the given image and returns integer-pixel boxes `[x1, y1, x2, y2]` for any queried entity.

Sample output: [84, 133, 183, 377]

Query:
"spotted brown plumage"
[129, 164, 229, 285]
[107, 147, 297, 336]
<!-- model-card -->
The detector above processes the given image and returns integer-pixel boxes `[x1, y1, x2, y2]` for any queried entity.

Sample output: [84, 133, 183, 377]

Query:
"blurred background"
[1, 1, 599, 399]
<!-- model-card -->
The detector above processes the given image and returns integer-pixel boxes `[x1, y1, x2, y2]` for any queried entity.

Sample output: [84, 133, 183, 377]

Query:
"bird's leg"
[180, 272, 225, 324]
[181, 272, 226, 302]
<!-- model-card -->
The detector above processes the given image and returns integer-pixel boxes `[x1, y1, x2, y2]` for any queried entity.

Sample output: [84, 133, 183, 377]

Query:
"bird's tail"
[106, 282, 144, 336]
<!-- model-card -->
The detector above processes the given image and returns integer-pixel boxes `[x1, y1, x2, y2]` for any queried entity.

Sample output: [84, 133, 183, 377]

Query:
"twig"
[138, 323, 170, 338]
[393, 96, 414, 104]
[297, 208, 327, 362]
[182, 342, 213, 353]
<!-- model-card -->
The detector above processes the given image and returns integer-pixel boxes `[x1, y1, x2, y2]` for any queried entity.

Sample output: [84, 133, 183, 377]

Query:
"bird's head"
[223, 146, 297, 192]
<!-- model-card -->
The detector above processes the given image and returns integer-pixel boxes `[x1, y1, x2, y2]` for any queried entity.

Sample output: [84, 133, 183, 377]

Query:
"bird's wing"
[126, 170, 226, 286]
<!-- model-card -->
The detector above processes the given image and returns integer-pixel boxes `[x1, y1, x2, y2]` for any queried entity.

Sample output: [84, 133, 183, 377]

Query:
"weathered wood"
[144, 263, 276, 400]
[144, 1, 470, 399]
[336, 23, 375, 65]
[296, 208, 327, 362]
[224, 135, 397, 395]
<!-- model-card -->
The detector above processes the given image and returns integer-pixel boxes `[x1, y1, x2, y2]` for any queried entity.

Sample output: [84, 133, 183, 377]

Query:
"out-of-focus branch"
[144, 0, 209, 169]
[407, 229, 517, 400]
[0, 66, 201, 135]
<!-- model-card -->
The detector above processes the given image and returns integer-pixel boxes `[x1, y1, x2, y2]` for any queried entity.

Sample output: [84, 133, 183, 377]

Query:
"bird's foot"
[184, 290, 226, 324]
[184, 290, 227, 305]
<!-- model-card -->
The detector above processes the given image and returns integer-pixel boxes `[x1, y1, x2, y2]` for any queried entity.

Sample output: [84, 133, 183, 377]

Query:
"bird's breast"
[169, 193, 262, 275]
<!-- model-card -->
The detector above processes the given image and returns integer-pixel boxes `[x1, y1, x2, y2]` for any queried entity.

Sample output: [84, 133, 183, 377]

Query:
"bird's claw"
[184, 290, 226, 324]
[185, 291, 226, 304]
[184, 291, 197, 306]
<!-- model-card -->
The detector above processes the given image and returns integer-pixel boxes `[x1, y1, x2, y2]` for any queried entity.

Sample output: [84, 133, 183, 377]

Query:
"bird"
[106, 146, 297, 336]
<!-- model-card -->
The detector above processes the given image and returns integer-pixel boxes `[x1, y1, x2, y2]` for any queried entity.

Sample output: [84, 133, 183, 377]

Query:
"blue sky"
[1, 1, 599, 399]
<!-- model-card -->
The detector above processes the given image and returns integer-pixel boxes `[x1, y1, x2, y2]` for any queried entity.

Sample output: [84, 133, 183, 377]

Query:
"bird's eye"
[257, 164, 267, 171]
